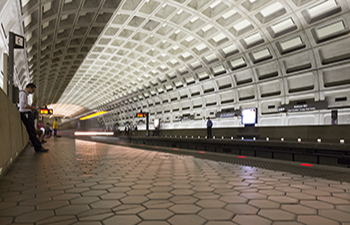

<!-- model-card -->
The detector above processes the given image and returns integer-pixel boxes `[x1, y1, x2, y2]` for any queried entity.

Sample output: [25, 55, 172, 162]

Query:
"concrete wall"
[0, 88, 28, 180]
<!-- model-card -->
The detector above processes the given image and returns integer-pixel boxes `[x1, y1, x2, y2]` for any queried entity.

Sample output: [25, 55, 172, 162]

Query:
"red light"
[120, 142, 123, 144]
[155, 146, 159, 148]
[173, 148, 178, 150]
[300, 163, 313, 167]
[199, 151, 205, 153]
[129, 143, 133, 145]
[140, 144, 144, 146]
[238, 156, 247, 159]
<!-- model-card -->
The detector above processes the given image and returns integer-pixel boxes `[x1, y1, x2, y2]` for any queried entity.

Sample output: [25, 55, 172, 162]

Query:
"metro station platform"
[0, 138, 350, 225]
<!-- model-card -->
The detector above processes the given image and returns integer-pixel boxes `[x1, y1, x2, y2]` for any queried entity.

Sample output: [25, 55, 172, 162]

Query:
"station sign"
[278, 101, 328, 113]
[13, 33, 25, 49]
[216, 110, 241, 118]
[136, 112, 148, 118]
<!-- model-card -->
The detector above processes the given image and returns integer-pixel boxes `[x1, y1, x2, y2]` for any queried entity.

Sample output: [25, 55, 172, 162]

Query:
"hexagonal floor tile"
[90, 200, 121, 209]
[225, 204, 259, 214]
[248, 200, 280, 209]
[219, 196, 248, 204]
[0, 204, 35, 216]
[55, 205, 90, 215]
[0, 202, 17, 210]
[281, 205, 317, 215]
[268, 196, 299, 204]
[336, 205, 350, 213]
[298, 215, 339, 225]
[273, 222, 305, 225]
[206, 222, 238, 225]
[113, 204, 146, 214]
[36, 200, 69, 210]
[318, 209, 350, 222]
[139, 222, 171, 225]
[132, 184, 153, 189]
[0, 217, 13, 225]
[126, 189, 151, 195]
[196, 200, 226, 208]
[15, 210, 55, 223]
[120, 196, 149, 204]
[167, 215, 206, 225]
[100, 193, 127, 200]
[240, 193, 267, 200]
[198, 209, 234, 220]
[258, 190, 285, 196]
[103, 215, 142, 225]
[81, 190, 108, 197]
[70, 197, 100, 204]
[143, 200, 174, 209]
[286, 193, 316, 200]
[64, 187, 90, 193]
[169, 204, 202, 214]
[191, 186, 215, 192]
[170, 190, 195, 195]
[139, 209, 174, 220]
[194, 192, 221, 200]
[79, 212, 114, 221]
[36, 215, 77, 225]
[147, 193, 173, 200]
[317, 196, 350, 204]
[170, 196, 198, 204]
[232, 215, 271, 225]
[108, 187, 132, 192]
[150, 187, 174, 192]
[52, 194, 81, 201]
[300, 200, 334, 209]
[258, 209, 296, 221]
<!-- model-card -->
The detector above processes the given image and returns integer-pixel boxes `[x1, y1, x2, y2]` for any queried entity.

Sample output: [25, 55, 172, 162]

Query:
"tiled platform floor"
[0, 138, 349, 225]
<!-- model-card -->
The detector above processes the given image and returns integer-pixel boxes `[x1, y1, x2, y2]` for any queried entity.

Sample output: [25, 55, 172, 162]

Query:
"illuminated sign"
[79, 111, 107, 120]
[11, 32, 25, 49]
[136, 113, 148, 118]
[74, 131, 114, 136]
[40, 108, 53, 115]
[242, 108, 257, 125]
[278, 101, 328, 113]
[216, 110, 241, 118]
[14, 35, 24, 48]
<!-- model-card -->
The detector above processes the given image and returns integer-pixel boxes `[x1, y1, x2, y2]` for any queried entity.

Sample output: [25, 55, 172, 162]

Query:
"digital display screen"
[136, 113, 147, 118]
[154, 118, 160, 128]
[40, 108, 53, 115]
[241, 108, 257, 125]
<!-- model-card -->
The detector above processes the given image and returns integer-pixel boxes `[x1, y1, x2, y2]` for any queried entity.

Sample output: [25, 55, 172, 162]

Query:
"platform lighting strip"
[79, 111, 108, 120]
[74, 131, 114, 136]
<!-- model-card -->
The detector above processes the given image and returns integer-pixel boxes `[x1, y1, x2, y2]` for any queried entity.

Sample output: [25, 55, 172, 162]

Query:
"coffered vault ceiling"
[21, 0, 122, 114]
[20, 0, 350, 117]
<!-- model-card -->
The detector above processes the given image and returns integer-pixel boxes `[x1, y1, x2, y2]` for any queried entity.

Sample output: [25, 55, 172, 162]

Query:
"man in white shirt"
[19, 83, 49, 152]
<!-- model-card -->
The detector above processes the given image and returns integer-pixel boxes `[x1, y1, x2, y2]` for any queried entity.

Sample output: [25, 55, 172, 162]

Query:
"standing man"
[206, 117, 213, 139]
[53, 118, 58, 138]
[19, 83, 49, 152]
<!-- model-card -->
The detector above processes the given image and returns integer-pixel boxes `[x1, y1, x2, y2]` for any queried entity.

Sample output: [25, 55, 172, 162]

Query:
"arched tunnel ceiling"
[21, 0, 122, 110]
[20, 0, 350, 117]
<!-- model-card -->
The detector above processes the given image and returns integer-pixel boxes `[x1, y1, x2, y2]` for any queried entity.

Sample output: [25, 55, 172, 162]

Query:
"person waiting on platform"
[19, 83, 49, 152]
[206, 117, 213, 139]
[36, 128, 46, 143]
[53, 118, 58, 138]
[45, 123, 52, 138]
